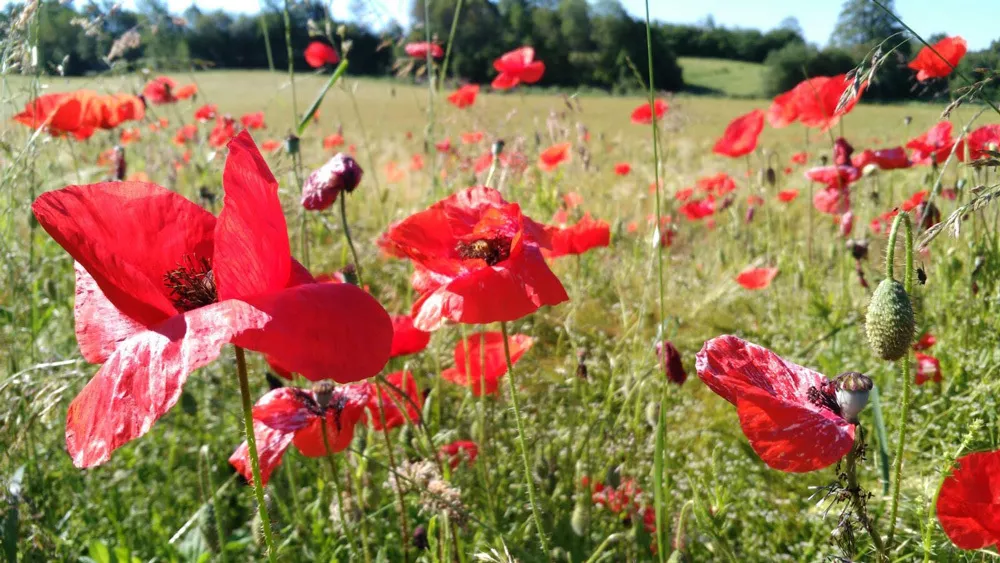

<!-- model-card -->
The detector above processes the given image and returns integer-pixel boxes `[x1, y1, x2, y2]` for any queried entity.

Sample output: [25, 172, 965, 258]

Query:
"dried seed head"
[301, 153, 363, 211]
[865, 278, 915, 361]
[834, 372, 873, 424]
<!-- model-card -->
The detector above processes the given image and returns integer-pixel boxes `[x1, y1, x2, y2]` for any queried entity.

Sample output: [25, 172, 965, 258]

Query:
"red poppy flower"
[367, 371, 422, 430]
[410, 154, 425, 172]
[840, 211, 855, 237]
[793, 74, 864, 132]
[696, 173, 738, 196]
[852, 147, 911, 170]
[143, 77, 180, 105]
[778, 189, 799, 203]
[679, 197, 716, 221]
[208, 116, 237, 148]
[790, 151, 808, 165]
[695, 336, 856, 472]
[657, 341, 687, 385]
[95, 94, 145, 130]
[563, 192, 584, 209]
[963, 124, 1000, 161]
[119, 128, 141, 145]
[261, 139, 282, 152]
[305, 41, 339, 68]
[447, 84, 480, 109]
[900, 190, 930, 212]
[915, 353, 942, 385]
[13, 92, 88, 136]
[631, 99, 668, 125]
[747, 194, 764, 207]
[439, 440, 478, 469]
[713, 109, 765, 158]
[435, 138, 452, 153]
[230, 383, 371, 486]
[441, 332, 533, 396]
[736, 267, 778, 290]
[194, 104, 217, 122]
[379, 186, 567, 330]
[405, 41, 444, 59]
[174, 84, 197, 100]
[914, 332, 937, 351]
[614, 162, 631, 176]
[907, 121, 958, 165]
[492, 47, 545, 90]
[936, 449, 1000, 550]
[323, 133, 345, 149]
[240, 112, 265, 130]
[538, 142, 572, 171]
[767, 89, 799, 128]
[813, 185, 851, 215]
[461, 131, 485, 144]
[543, 213, 610, 258]
[805, 165, 861, 189]
[172, 124, 197, 146]
[32, 130, 393, 468]
[390, 314, 431, 358]
[909, 36, 967, 82]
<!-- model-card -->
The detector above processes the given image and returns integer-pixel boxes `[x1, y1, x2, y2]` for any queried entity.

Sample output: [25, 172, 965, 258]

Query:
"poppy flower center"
[163, 255, 217, 312]
[455, 236, 512, 266]
[309, 382, 350, 430]
[806, 381, 842, 417]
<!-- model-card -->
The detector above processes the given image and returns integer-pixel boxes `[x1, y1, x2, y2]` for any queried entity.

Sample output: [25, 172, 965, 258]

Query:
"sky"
[29, 0, 999, 51]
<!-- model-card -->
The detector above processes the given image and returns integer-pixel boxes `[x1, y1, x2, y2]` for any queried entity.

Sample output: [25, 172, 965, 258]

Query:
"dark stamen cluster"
[807, 381, 842, 416]
[456, 236, 512, 266]
[163, 255, 217, 312]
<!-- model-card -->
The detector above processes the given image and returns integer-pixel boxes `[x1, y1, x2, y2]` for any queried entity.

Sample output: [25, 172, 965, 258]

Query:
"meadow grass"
[2, 70, 999, 562]
[677, 57, 767, 98]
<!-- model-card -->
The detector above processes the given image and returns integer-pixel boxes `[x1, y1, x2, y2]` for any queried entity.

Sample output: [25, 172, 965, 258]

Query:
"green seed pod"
[865, 278, 915, 361]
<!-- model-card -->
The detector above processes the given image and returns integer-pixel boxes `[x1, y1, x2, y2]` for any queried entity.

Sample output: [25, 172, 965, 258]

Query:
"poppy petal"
[252, 387, 317, 432]
[936, 450, 1000, 550]
[74, 262, 145, 363]
[491, 72, 520, 90]
[368, 371, 422, 430]
[215, 130, 291, 301]
[293, 410, 362, 457]
[233, 283, 393, 383]
[519, 61, 546, 84]
[229, 421, 295, 487]
[32, 182, 216, 327]
[390, 314, 431, 358]
[65, 299, 272, 468]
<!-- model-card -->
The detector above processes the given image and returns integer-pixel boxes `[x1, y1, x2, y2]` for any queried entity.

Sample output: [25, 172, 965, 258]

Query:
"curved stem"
[339, 195, 362, 285]
[233, 346, 277, 562]
[500, 320, 550, 554]
[885, 213, 914, 549]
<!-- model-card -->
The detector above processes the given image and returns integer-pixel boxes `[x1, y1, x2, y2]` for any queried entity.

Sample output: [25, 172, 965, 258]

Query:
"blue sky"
[39, 0, 1000, 51]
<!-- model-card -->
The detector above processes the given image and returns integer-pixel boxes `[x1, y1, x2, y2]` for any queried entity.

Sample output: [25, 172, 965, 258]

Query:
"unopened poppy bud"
[312, 381, 336, 410]
[301, 153, 363, 211]
[904, 116, 912, 126]
[847, 239, 869, 261]
[656, 340, 687, 385]
[491, 139, 505, 157]
[865, 278, 915, 361]
[284, 133, 300, 155]
[834, 372, 873, 424]
[571, 496, 590, 537]
[113, 145, 126, 181]
[764, 167, 776, 187]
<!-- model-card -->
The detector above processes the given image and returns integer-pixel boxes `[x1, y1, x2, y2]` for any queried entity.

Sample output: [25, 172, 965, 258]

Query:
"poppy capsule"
[301, 153, 363, 211]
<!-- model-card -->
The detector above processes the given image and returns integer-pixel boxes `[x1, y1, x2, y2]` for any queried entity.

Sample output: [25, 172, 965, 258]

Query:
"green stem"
[198, 447, 228, 562]
[844, 428, 887, 561]
[339, 195, 362, 285]
[376, 383, 410, 563]
[320, 419, 361, 560]
[234, 347, 277, 563]
[260, 14, 275, 73]
[439, 0, 464, 86]
[500, 320, 550, 554]
[885, 212, 914, 549]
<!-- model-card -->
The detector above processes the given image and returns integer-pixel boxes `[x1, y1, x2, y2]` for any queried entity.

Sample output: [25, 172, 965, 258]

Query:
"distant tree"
[762, 42, 855, 96]
[829, 0, 905, 48]
[778, 16, 803, 37]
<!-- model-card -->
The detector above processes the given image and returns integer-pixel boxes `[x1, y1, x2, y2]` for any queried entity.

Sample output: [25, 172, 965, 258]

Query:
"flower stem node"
[834, 372, 874, 424]
[865, 278, 915, 361]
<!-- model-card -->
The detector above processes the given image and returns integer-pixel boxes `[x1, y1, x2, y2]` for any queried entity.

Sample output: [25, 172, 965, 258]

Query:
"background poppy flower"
[631, 99, 668, 125]
[538, 142, 571, 171]
[194, 104, 217, 122]
[175, 123, 200, 146]
[695, 336, 856, 472]
[778, 189, 799, 203]
[323, 133, 345, 149]
[909, 36, 967, 82]
[439, 440, 478, 469]
[657, 341, 687, 385]
[461, 131, 485, 144]
[441, 332, 533, 396]
[915, 353, 942, 385]
[907, 121, 957, 165]
[962, 124, 1000, 161]
[447, 84, 479, 109]
[766, 89, 799, 128]
[305, 41, 339, 68]
[173, 84, 197, 100]
[936, 449, 1000, 550]
[404, 41, 444, 59]
[240, 111, 266, 130]
[543, 213, 610, 258]
[914, 332, 937, 351]
[378, 186, 567, 330]
[678, 197, 716, 221]
[143, 76, 179, 105]
[435, 138, 452, 153]
[813, 185, 851, 215]
[736, 267, 778, 290]
[492, 46, 545, 90]
[390, 314, 431, 358]
[13, 92, 87, 136]
[713, 109, 765, 158]
[790, 151, 808, 165]
[32, 131, 393, 468]
[614, 162, 631, 176]
[793, 74, 863, 132]
[261, 139, 281, 152]
[230, 384, 371, 486]
[367, 371, 422, 430]
[209, 116, 237, 148]
[805, 165, 861, 189]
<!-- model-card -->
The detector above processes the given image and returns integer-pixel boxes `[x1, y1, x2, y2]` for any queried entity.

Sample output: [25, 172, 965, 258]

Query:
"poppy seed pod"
[301, 153, 363, 211]
[312, 380, 336, 410]
[656, 341, 687, 385]
[834, 371, 873, 424]
[865, 278, 915, 361]
[491, 139, 505, 157]
[764, 167, 776, 187]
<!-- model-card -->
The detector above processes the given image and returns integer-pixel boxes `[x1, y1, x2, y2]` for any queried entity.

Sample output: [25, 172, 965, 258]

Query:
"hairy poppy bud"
[865, 278, 915, 361]
[301, 153, 363, 211]
[571, 496, 590, 537]
[764, 167, 776, 187]
[656, 341, 687, 385]
[834, 372, 873, 424]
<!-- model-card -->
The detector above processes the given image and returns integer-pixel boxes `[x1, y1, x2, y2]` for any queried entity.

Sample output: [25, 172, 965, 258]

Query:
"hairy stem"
[339, 194, 362, 284]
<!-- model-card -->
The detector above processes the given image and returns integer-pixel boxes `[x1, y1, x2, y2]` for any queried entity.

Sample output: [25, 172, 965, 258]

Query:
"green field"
[2, 71, 997, 562]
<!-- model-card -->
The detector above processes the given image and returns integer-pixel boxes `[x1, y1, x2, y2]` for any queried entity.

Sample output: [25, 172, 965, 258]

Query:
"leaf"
[87, 540, 112, 563]
[2, 503, 17, 563]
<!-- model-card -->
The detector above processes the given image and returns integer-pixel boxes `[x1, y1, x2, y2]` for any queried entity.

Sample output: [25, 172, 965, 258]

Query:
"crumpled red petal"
[368, 371, 422, 430]
[74, 263, 144, 364]
[229, 421, 295, 487]
[252, 387, 317, 433]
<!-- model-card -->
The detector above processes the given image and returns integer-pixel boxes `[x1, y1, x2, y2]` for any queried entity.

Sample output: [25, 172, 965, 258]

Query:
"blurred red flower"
[390, 314, 431, 358]
[713, 109, 765, 158]
[435, 138, 452, 153]
[736, 267, 778, 290]
[441, 332, 533, 396]
[543, 213, 610, 258]
[367, 371, 422, 430]
[31, 131, 393, 468]
[631, 99, 668, 125]
[143, 76, 178, 104]
[907, 121, 958, 165]
[447, 84, 480, 109]
[614, 162, 631, 176]
[323, 133, 345, 149]
[305, 41, 339, 68]
[913, 332, 937, 351]
[697, 172, 737, 196]
[813, 185, 851, 215]
[679, 197, 716, 221]
[778, 189, 799, 202]
[657, 340, 687, 385]
[695, 336, 856, 472]
[915, 353, 942, 385]
[439, 440, 478, 469]
[194, 104, 217, 122]
[461, 131, 485, 144]
[767, 89, 799, 128]
[936, 449, 1000, 550]
[174, 84, 197, 100]
[963, 124, 1000, 161]
[208, 116, 237, 148]
[790, 151, 808, 165]
[230, 383, 370, 486]
[405, 41, 444, 59]
[538, 141, 572, 171]
[119, 128, 141, 145]
[240, 112, 266, 130]
[852, 147, 911, 170]
[805, 165, 861, 189]
[261, 139, 282, 152]
[492, 47, 545, 90]
[909, 36, 967, 82]
[772, 75, 863, 132]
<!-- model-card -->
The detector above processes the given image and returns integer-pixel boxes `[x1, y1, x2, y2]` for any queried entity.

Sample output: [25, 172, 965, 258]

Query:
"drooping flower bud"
[865, 278, 915, 361]
[834, 371, 873, 424]
[412, 526, 429, 550]
[491, 139, 505, 158]
[656, 341, 687, 385]
[301, 153, 363, 211]
[833, 137, 854, 166]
